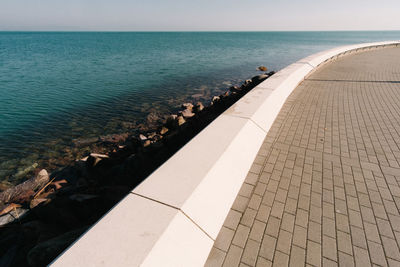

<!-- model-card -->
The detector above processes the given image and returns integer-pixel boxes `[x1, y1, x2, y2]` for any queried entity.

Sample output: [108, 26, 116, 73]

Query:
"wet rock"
[177, 116, 186, 126]
[180, 109, 195, 119]
[258, 66, 268, 71]
[181, 103, 194, 111]
[159, 127, 169, 135]
[27, 227, 87, 267]
[194, 102, 204, 112]
[0, 169, 49, 204]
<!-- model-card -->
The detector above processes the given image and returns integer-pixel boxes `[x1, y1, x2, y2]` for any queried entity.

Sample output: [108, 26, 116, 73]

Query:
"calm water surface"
[1, 31, 399, 184]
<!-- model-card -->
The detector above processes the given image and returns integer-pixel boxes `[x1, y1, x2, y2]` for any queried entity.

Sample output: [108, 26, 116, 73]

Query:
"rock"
[177, 116, 186, 126]
[160, 127, 169, 135]
[211, 96, 220, 104]
[27, 227, 87, 267]
[146, 112, 161, 124]
[13, 189, 35, 204]
[229, 86, 241, 92]
[251, 74, 268, 83]
[139, 134, 147, 141]
[147, 132, 157, 139]
[30, 198, 50, 209]
[258, 66, 268, 71]
[0, 169, 50, 205]
[69, 194, 98, 202]
[99, 133, 129, 144]
[72, 137, 99, 147]
[152, 134, 163, 142]
[180, 109, 195, 119]
[181, 103, 194, 111]
[86, 153, 109, 168]
[0, 203, 22, 216]
[243, 79, 252, 86]
[143, 140, 151, 147]
[0, 213, 15, 226]
[89, 153, 109, 159]
[50, 179, 68, 190]
[165, 115, 178, 129]
[12, 162, 39, 181]
[194, 102, 204, 112]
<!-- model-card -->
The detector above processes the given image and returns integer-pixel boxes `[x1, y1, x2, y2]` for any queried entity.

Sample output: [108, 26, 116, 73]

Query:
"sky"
[1, 0, 400, 31]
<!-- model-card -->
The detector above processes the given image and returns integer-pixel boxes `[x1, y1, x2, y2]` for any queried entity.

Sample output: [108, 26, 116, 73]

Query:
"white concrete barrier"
[51, 40, 400, 267]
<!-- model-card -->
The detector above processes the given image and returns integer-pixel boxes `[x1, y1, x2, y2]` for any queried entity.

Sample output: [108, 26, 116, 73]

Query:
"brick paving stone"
[206, 47, 400, 267]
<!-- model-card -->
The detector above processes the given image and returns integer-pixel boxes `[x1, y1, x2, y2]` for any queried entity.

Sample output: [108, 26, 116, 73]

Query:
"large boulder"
[0, 169, 49, 205]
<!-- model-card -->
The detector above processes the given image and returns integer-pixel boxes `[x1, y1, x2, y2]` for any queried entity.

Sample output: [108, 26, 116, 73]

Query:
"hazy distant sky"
[1, 0, 399, 31]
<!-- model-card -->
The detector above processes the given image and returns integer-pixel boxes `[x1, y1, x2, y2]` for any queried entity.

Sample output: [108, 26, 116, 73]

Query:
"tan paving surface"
[205, 47, 400, 267]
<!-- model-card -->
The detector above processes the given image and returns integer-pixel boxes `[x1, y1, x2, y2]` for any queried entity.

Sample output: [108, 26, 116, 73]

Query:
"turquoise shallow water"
[0, 31, 399, 184]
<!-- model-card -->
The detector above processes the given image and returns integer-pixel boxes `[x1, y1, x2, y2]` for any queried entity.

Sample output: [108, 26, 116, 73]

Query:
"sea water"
[0, 31, 399, 184]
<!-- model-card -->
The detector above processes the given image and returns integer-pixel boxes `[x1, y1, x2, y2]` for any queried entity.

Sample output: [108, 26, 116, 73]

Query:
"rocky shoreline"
[0, 69, 274, 266]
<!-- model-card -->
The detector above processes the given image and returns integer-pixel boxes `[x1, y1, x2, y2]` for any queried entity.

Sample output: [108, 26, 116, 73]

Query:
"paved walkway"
[205, 47, 400, 267]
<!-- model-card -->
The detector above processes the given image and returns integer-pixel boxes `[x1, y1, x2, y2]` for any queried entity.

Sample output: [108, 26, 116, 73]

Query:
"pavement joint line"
[223, 113, 268, 134]
[130, 192, 179, 210]
[132, 192, 215, 241]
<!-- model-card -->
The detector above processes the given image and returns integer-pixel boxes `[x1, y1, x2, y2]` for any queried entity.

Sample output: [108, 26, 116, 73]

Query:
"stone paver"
[205, 47, 400, 267]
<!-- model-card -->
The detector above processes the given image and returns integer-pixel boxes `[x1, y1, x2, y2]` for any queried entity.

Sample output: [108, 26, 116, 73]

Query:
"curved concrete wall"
[51, 40, 400, 267]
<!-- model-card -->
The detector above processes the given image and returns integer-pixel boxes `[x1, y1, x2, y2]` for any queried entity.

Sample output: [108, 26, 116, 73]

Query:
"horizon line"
[1, 29, 400, 33]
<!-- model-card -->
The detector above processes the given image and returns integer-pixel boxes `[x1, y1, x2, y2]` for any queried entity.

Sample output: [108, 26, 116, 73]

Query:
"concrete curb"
[51, 40, 400, 267]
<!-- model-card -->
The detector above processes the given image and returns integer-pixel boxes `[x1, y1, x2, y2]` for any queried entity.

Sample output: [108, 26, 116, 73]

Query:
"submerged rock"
[12, 163, 39, 181]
